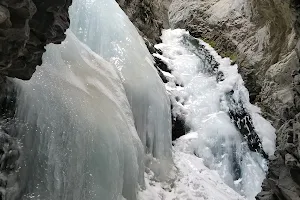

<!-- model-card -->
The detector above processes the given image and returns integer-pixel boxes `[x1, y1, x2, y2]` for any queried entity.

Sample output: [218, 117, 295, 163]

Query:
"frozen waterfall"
[7, 0, 277, 199]
[12, 0, 172, 199]
[14, 32, 145, 200]
[70, 0, 172, 171]
[153, 29, 276, 200]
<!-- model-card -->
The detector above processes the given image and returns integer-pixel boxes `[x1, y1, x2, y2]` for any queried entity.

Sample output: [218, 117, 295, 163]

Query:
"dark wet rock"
[154, 56, 172, 74]
[225, 90, 268, 159]
[0, 80, 19, 200]
[216, 71, 225, 82]
[182, 34, 219, 75]
[0, 0, 72, 198]
[149, 42, 189, 140]
[0, 0, 72, 80]
[171, 115, 190, 141]
[144, 39, 170, 83]
[144, 39, 172, 74]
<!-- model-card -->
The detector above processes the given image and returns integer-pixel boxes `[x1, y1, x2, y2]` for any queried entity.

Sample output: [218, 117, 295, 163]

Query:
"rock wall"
[0, 0, 72, 80]
[169, 1, 300, 199]
[118, 0, 300, 199]
[0, 0, 72, 199]
[116, 0, 171, 43]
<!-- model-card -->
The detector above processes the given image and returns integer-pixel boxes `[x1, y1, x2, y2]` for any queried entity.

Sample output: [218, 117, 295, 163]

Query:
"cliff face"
[0, 1, 72, 199]
[118, 0, 300, 199]
[116, 0, 171, 44]
[0, 0, 72, 80]
[169, 1, 300, 199]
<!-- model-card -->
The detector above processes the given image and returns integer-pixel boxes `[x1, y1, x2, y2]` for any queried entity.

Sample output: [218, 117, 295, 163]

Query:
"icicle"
[70, 0, 173, 177]
[14, 31, 144, 200]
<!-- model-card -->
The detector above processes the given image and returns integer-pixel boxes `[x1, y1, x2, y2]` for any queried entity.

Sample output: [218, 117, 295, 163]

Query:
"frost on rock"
[70, 0, 173, 177]
[154, 29, 276, 199]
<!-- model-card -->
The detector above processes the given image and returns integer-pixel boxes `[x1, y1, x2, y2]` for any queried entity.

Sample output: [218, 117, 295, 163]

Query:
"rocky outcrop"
[257, 68, 300, 199]
[0, 0, 72, 80]
[0, 79, 20, 200]
[119, 0, 300, 198]
[116, 0, 171, 43]
[169, 0, 299, 110]
[0, 0, 72, 199]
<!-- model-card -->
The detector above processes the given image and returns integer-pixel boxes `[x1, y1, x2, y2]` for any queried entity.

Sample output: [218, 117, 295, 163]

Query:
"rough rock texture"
[119, 0, 300, 199]
[0, 80, 20, 200]
[116, 0, 171, 43]
[169, 0, 300, 113]
[0, 0, 72, 199]
[0, 0, 72, 80]
[168, 0, 300, 199]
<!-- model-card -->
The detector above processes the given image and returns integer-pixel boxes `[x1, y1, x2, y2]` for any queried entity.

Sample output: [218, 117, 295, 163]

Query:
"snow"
[150, 29, 276, 200]
[139, 133, 246, 200]
[201, 40, 276, 157]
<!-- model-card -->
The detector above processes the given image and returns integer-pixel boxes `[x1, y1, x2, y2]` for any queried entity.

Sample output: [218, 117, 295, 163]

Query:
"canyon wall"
[0, 0, 72, 198]
[0, 0, 72, 80]
[118, 0, 300, 199]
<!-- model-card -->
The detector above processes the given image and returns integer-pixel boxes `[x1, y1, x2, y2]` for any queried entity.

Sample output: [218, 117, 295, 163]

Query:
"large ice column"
[70, 0, 173, 173]
[14, 31, 144, 200]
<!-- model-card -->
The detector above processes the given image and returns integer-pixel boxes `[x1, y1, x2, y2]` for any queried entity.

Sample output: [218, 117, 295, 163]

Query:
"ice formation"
[70, 0, 172, 170]
[14, 32, 145, 200]
[139, 132, 247, 200]
[9, 0, 276, 199]
[154, 29, 276, 199]
[12, 0, 172, 199]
